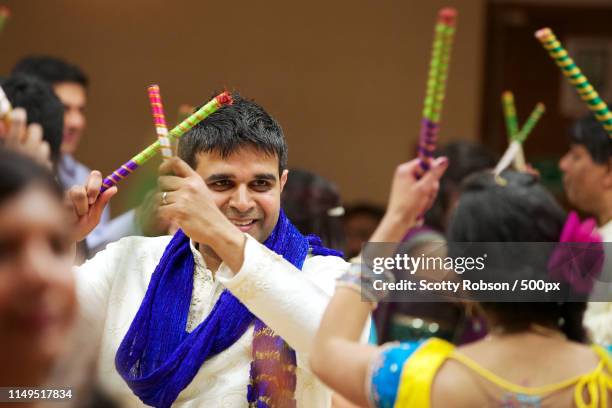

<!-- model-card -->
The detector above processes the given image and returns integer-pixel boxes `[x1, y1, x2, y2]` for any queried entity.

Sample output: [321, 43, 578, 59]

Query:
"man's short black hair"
[570, 114, 612, 165]
[2, 73, 64, 164]
[178, 93, 288, 172]
[12, 55, 88, 88]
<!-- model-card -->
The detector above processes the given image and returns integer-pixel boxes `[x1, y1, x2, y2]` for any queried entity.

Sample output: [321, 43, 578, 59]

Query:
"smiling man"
[69, 94, 362, 407]
[559, 114, 612, 346]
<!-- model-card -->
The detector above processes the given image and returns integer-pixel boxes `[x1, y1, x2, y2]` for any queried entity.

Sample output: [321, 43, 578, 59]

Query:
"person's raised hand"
[371, 157, 448, 242]
[156, 157, 233, 245]
[135, 188, 173, 236]
[67, 171, 117, 242]
[2, 108, 52, 168]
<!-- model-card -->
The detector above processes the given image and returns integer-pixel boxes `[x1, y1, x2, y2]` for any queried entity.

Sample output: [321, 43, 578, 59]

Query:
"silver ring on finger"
[162, 191, 168, 206]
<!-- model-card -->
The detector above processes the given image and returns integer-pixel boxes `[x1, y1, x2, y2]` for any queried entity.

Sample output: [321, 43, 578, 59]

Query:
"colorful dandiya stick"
[100, 91, 233, 192]
[493, 102, 546, 177]
[515, 102, 545, 144]
[147, 84, 173, 159]
[0, 6, 10, 34]
[417, 7, 457, 177]
[502, 91, 525, 170]
[502, 91, 519, 141]
[494, 141, 522, 177]
[536, 28, 612, 138]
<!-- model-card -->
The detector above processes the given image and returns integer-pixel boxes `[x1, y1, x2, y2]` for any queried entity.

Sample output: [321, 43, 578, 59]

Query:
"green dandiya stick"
[536, 28, 612, 138]
[417, 7, 457, 176]
[515, 102, 545, 144]
[100, 91, 233, 192]
[502, 91, 519, 141]
[0, 6, 10, 34]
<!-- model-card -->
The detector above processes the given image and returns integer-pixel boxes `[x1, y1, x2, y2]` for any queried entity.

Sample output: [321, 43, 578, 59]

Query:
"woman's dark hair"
[425, 141, 496, 232]
[281, 168, 344, 251]
[447, 170, 588, 342]
[0, 148, 62, 206]
[570, 114, 612, 165]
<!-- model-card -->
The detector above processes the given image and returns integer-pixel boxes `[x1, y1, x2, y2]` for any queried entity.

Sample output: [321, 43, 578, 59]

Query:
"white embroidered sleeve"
[216, 234, 351, 354]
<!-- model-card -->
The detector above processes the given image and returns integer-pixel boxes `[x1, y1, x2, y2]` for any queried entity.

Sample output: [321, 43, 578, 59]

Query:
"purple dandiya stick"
[101, 160, 139, 191]
[417, 119, 439, 173]
[415, 8, 457, 179]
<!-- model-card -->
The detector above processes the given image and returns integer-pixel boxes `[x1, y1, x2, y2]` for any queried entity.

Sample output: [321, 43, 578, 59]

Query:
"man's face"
[194, 147, 287, 243]
[53, 82, 86, 155]
[559, 144, 610, 213]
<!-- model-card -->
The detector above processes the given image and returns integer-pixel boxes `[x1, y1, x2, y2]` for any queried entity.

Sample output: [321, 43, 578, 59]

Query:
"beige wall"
[0, 0, 485, 213]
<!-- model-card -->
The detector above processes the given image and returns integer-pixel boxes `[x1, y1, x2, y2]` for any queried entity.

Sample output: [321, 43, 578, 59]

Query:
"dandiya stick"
[502, 91, 525, 171]
[100, 91, 233, 192]
[502, 91, 519, 141]
[147, 84, 173, 159]
[416, 7, 457, 177]
[536, 28, 612, 138]
[500, 103, 545, 173]
[515, 102, 545, 144]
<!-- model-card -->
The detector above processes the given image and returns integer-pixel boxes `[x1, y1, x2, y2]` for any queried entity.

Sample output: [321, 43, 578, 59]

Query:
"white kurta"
[74, 234, 354, 407]
[584, 220, 612, 345]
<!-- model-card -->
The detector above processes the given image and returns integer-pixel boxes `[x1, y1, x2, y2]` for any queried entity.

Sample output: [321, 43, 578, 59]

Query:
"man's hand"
[1, 108, 52, 168]
[157, 157, 245, 271]
[67, 171, 117, 242]
[135, 188, 173, 236]
[370, 157, 448, 242]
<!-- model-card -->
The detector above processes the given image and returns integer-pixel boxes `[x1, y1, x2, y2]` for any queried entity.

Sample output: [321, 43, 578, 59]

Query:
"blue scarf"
[115, 210, 341, 407]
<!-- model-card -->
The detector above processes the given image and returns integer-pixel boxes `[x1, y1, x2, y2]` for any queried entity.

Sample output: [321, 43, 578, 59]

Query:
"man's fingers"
[68, 186, 89, 217]
[7, 108, 26, 146]
[89, 186, 117, 221]
[23, 123, 43, 151]
[159, 157, 195, 178]
[158, 175, 184, 192]
[157, 190, 176, 207]
[85, 171, 103, 204]
[38, 141, 51, 168]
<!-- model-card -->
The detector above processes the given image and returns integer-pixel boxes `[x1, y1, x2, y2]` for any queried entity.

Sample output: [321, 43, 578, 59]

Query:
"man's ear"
[279, 169, 289, 192]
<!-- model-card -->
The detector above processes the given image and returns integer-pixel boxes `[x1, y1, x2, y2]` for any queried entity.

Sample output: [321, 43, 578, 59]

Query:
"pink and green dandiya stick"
[536, 28, 612, 138]
[100, 91, 233, 192]
[417, 7, 457, 177]
[147, 84, 173, 159]
[0, 6, 10, 34]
